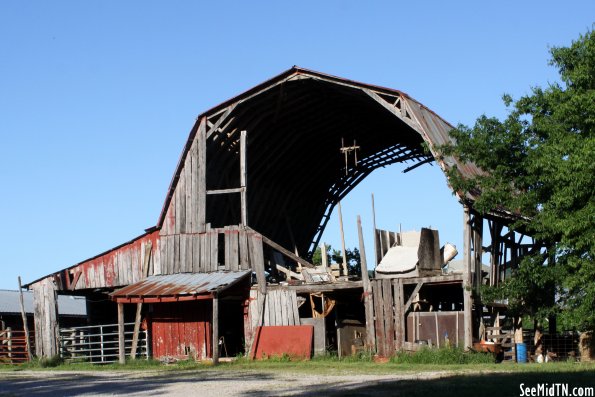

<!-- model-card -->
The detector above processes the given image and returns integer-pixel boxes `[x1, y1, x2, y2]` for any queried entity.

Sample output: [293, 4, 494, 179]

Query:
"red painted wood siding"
[150, 301, 212, 360]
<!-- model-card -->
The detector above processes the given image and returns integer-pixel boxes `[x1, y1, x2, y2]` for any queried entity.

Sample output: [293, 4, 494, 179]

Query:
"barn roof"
[110, 271, 250, 303]
[156, 66, 482, 256]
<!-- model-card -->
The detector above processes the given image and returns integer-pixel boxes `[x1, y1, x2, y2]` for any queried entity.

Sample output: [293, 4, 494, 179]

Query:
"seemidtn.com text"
[520, 384, 594, 397]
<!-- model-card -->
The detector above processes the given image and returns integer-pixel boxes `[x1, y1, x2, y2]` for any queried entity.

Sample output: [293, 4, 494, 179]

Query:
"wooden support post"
[129, 303, 142, 359]
[17, 277, 32, 361]
[240, 130, 248, 227]
[394, 279, 404, 351]
[463, 207, 473, 350]
[435, 312, 440, 348]
[320, 243, 328, 270]
[371, 193, 378, 267]
[337, 201, 348, 276]
[473, 214, 484, 291]
[197, 117, 207, 233]
[32, 278, 59, 358]
[357, 216, 375, 350]
[212, 293, 219, 364]
[118, 302, 125, 364]
[403, 282, 423, 314]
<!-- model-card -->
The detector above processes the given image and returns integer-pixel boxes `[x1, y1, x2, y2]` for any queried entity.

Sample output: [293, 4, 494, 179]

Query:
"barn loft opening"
[158, 66, 480, 260]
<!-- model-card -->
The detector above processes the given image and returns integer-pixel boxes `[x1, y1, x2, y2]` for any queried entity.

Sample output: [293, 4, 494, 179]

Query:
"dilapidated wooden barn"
[25, 67, 545, 362]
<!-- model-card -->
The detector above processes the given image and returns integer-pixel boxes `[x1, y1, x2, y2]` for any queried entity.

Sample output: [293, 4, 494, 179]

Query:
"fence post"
[100, 325, 104, 363]
[7, 327, 12, 361]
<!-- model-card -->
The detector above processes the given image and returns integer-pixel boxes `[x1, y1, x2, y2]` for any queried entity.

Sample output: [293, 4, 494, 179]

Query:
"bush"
[38, 355, 63, 368]
[391, 347, 495, 365]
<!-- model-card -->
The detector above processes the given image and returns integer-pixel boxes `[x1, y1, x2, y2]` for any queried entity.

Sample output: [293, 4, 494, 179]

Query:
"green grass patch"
[391, 346, 495, 365]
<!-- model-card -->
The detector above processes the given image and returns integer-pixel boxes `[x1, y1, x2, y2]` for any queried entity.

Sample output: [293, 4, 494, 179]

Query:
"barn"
[25, 67, 544, 363]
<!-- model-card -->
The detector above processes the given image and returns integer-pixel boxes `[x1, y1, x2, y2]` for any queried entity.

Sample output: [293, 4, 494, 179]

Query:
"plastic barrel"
[516, 342, 528, 363]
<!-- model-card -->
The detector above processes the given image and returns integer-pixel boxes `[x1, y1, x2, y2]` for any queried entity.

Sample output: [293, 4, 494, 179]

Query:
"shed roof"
[110, 271, 251, 303]
[0, 290, 87, 317]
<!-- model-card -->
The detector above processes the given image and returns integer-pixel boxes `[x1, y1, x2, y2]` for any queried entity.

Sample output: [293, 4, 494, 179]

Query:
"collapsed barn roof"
[156, 66, 480, 258]
[26, 66, 485, 288]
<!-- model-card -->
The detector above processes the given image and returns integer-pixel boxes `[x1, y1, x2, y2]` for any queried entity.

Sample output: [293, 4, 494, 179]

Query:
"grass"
[1, 348, 594, 376]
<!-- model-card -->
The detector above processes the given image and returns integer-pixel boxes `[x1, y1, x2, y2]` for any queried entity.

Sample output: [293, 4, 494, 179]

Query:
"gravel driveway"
[0, 369, 456, 396]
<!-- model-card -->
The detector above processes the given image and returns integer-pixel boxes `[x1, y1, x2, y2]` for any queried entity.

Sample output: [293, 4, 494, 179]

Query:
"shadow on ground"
[244, 370, 595, 397]
[0, 370, 274, 397]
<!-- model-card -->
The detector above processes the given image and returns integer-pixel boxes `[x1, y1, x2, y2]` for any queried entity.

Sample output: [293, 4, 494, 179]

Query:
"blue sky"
[1, 1, 593, 289]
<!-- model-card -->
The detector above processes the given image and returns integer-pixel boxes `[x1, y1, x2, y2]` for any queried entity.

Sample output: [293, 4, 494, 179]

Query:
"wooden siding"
[55, 230, 161, 291]
[371, 278, 404, 357]
[160, 118, 206, 236]
[150, 301, 212, 360]
[244, 289, 300, 348]
[158, 226, 262, 274]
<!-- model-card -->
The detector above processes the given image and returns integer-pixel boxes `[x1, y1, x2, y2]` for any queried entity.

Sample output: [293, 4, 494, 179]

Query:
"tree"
[312, 244, 362, 276]
[441, 30, 595, 331]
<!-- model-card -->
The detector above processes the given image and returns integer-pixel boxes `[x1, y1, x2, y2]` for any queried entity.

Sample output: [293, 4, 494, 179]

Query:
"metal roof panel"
[110, 271, 251, 299]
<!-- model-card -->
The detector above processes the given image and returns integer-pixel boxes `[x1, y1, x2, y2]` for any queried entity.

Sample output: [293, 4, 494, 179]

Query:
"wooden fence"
[0, 328, 34, 364]
[371, 278, 404, 357]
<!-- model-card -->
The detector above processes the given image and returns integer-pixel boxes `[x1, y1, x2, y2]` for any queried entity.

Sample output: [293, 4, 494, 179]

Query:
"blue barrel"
[516, 342, 528, 363]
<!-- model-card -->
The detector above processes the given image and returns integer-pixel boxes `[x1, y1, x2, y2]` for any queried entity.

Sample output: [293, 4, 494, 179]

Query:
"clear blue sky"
[1, 1, 593, 289]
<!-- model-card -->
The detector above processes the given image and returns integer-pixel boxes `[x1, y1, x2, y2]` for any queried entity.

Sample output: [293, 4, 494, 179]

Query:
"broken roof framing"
[25, 67, 545, 361]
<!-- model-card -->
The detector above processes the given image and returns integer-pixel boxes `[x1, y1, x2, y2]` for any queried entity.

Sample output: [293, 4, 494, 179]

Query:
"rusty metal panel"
[111, 270, 250, 300]
[406, 311, 464, 347]
[250, 325, 314, 360]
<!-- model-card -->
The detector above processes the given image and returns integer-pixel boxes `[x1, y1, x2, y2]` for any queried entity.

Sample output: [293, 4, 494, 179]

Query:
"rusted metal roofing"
[110, 271, 250, 300]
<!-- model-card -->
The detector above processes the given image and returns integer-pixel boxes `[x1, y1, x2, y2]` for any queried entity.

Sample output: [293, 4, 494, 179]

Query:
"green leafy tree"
[312, 244, 362, 276]
[441, 30, 595, 331]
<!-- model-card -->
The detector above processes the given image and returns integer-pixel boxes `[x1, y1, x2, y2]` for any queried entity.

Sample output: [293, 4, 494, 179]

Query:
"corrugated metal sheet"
[110, 271, 250, 299]
[0, 290, 87, 316]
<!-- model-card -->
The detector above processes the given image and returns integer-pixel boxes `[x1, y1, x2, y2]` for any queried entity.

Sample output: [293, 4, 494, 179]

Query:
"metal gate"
[0, 328, 34, 364]
[59, 323, 148, 363]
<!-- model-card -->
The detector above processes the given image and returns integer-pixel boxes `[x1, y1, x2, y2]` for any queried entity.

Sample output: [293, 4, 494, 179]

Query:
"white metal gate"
[59, 323, 148, 363]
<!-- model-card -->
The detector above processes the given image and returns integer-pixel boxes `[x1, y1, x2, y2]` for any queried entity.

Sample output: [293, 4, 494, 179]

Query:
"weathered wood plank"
[206, 187, 244, 195]
[463, 207, 473, 349]
[192, 234, 200, 272]
[199, 233, 207, 272]
[230, 226, 239, 272]
[154, 238, 161, 275]
[179, 234, 187, 273]
[239, 228, 249, 270]
[249, 233, 266, 294]
[212, 294, 219, 364]
[240, 130, 248, 226]
[118, 302, 125, 364]
[372, 280, 385, 356]
[173, 234, 181, 273]
[393, 278, 404, 351]
[224, 226, 231, 271]
[191, 138, 199, 233]
[290, 290, 300, 325]
[382, 278, 394, 356]
[357, 215, 375, 350]
[210, 229, 218, 272]
[185, 152, 193, 233]
[197, 118, 207, 233]
[158, 238, 167, 275]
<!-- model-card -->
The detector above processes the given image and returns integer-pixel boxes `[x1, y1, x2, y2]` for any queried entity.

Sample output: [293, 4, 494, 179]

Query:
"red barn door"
[150, 300, 212, 360]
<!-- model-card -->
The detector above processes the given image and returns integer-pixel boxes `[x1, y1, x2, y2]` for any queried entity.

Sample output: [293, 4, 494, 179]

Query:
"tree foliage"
[312, 244, 362, 276]
[441, 30, 595, 331]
